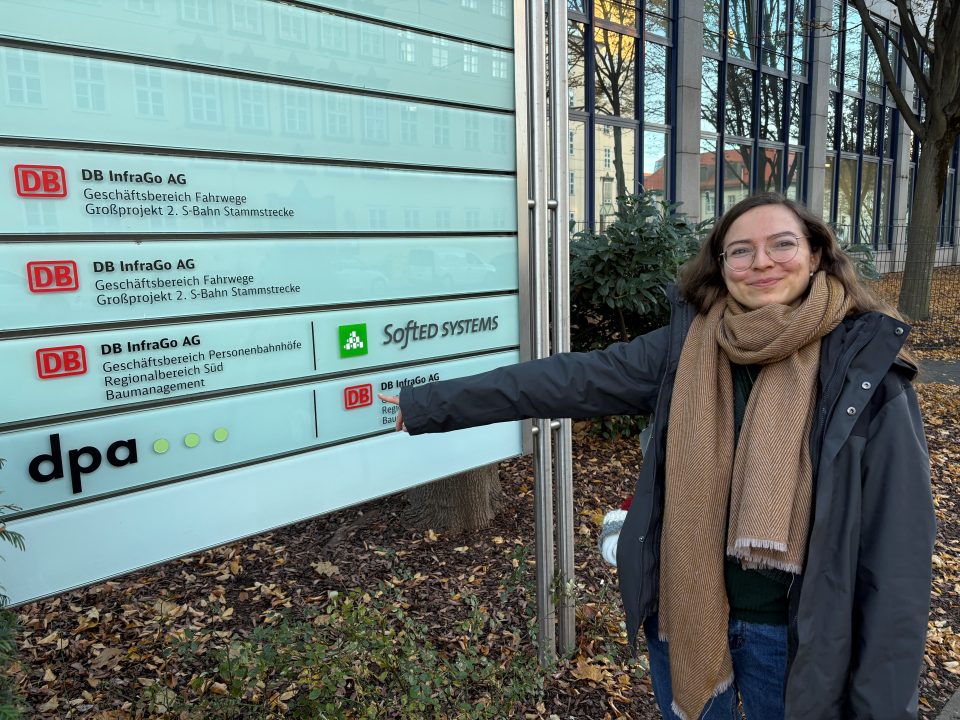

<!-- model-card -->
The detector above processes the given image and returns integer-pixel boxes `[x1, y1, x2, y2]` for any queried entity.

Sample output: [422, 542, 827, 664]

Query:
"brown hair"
[679, 193, 901, 320]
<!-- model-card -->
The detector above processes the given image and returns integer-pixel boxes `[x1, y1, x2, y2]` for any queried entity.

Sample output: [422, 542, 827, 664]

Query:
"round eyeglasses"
[720, 234, 805, 272]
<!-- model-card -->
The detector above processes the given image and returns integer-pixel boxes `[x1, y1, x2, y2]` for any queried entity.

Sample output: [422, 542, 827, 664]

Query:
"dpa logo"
[29, 433, 138, 494]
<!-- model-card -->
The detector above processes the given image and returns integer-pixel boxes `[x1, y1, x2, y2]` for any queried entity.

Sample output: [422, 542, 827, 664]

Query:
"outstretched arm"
[382, 325, 671, 435]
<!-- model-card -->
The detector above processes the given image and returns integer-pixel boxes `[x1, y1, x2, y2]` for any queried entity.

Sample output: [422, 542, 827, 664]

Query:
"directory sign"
[0, 0, 524, 605]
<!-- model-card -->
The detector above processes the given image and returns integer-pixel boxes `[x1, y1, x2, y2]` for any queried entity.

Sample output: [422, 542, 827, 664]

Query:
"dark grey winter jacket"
[400, 290, 935, 720]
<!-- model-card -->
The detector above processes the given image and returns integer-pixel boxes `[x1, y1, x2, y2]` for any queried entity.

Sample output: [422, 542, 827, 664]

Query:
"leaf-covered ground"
[872, 266, 960, 358]
[10, 382, 960, 719]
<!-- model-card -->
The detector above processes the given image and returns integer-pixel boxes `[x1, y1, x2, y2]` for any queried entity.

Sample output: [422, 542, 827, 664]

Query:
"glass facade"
[823, 3, 899, 247]
[568, 0, 673, 230]
[700, 0, 810, 219]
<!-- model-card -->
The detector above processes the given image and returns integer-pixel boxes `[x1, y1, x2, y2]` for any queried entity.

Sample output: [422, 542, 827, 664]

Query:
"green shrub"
[570, 193, 709, 437]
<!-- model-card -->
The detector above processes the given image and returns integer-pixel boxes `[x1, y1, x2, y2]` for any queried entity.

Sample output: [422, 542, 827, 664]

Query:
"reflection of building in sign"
[406, 249, 498, 291]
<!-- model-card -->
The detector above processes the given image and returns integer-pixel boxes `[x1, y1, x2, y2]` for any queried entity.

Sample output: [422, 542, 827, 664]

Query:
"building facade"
[567, 0, 960, 260]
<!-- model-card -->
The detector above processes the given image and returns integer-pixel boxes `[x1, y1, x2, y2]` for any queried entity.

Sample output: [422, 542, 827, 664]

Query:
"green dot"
[184, 433, 201, 448]
[213, 427, 229, 442]
[153, 438, 170, 454]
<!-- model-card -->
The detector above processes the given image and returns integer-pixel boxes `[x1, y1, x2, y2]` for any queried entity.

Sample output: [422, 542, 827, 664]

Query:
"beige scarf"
[658, 272, 851, 720]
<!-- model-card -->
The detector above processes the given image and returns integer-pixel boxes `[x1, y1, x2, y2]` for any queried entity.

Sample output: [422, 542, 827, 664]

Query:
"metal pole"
[547, 0, 575, 656]
[527, 0, 556, 665]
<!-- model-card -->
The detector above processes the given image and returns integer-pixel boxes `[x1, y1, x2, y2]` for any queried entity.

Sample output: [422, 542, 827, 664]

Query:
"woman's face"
[720, 204, 821, 310]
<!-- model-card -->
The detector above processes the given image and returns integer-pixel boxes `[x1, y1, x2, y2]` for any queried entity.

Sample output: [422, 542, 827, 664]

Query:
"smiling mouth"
[749, 278, 781, 288]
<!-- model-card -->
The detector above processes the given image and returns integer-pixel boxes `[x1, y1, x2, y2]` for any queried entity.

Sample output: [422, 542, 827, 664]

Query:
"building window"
[237, 84, 268, 131]
[230, 0, 262, 35]
[360, 25, 385, 59]
[282, 88, 311, 135]
[434, 109, 451, 146]
[603, 147, 611, 169]
[324, 95, 351, 138]
[491, 49, 509, 79]
[492, 0, 508, 17]
[399, 31, 417, 63]
[464, 114, 480, 150]
[187, 76, 221, 125]
[432, 38, 449, 68]
[492, 117, 508, 153]
[362, 98, 388, 143]
[569, 171, 576, 195]
[73, 58, 106, 112]
[277, 5, 307, 44]
[179, 0, 214, 25]
[6, 49, 42, 105]
[462, 0, 478, 8]
[126, 0, 158, 12]
[463, 44, 480, 74]
[320, 14, 347, 52]
[134, 66, 164, 118]
[400, 105, 418, 144]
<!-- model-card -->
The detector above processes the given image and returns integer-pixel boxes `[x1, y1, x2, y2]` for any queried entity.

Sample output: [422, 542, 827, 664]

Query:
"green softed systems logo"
[338, 323, 368, 358]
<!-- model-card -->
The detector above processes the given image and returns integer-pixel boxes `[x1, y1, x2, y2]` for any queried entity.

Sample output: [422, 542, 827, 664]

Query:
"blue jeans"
[643, 615, 787, 720]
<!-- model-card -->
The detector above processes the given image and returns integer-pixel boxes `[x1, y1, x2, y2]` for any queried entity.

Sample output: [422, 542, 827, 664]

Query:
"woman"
[380, 194, 935, 720]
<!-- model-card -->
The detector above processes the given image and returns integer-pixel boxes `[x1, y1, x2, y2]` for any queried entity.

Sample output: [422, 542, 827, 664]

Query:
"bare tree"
[851, 0, 960, 319]
[405, 466, 504, 534]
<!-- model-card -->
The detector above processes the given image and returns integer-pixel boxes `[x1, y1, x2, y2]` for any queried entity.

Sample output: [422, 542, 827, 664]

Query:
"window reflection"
[646, 0, 670, 37]
[843, 10, 861, 92]
[700, 137, 718, 219]
[643, 130, 667, 198]
[595, 124, 636, 229]
[865, 22, 884, 96]
[704, 0, 722, 51]
[788, 82, 803, 144]
[863, 102, 881, 156]
[702, 59, 720, 133]
[568, 21, 586, 111]
[761, 0, 787, 69]
[884, 107, 895, 158]
[830, 0, 842, 86]
[835, 157, 858, 244]
[824, 159, 834, 222]
[759, 74, 784, 142]
[858, 159, 879, 243]
[840, 95, 860, 153]
[594, 27, 637, 118]
[827, 91, 838, 149]
[728, 0, 758, 61]
[644, 42, 668, 123]
[725, 65, 754, 138]
[792, 0, 807, 73]
[757, 146, 783, 192]
[569, 120, 586, 230]
[723, 142, 753, 208]
[785, 150, 802, 200]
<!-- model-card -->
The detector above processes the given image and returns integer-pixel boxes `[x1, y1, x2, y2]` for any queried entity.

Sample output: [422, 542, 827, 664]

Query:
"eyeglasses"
[719, 234, 805, 272]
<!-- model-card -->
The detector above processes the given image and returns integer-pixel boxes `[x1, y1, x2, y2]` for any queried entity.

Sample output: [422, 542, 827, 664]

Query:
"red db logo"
[14, 165, 68, 198]
[36, 345, 88, 379]
[344, 384, 373, 410]
[27, 261, 79, 292]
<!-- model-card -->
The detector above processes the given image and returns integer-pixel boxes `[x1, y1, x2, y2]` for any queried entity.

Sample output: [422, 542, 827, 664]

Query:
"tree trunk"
[898, 126, 954, 321]
[404, 464, 504, 535]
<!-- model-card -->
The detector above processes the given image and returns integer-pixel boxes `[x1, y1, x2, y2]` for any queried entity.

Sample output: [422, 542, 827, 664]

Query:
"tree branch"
[851, 0, 925, 137]
[893, 0, 933, 101]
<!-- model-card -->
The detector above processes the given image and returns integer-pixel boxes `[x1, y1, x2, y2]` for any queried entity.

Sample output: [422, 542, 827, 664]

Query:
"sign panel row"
[1, 295, 519, 425]
[0, 237, 518, 331]
[2, 147, 517, 235]
[0, 350, 518, 519]
[3, 418, 522, 606]
[1, 0, 513, 75]
[4, 50, 515, 171]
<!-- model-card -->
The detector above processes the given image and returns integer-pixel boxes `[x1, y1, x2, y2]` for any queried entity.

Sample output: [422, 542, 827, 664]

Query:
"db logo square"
[36, 345, 87, 379]
[27, 261, 79, 292]
[14, 165, 68, 198]
[344, 384, 373, 410]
